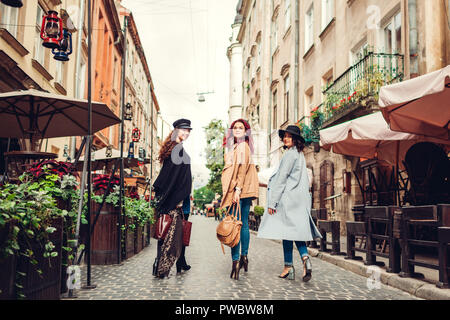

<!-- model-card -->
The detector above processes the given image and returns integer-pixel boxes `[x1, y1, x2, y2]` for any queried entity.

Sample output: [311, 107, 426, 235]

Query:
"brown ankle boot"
[230, 260, 240, 280]
[239, 255, 248, 272]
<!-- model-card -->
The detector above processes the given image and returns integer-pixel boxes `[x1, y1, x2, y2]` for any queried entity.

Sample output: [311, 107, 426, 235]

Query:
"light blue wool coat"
[257, 147, 322, 242]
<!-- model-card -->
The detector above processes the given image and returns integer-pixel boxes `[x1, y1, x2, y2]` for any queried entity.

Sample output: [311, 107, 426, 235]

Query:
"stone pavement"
[69, 215, 419, 300]
[304, 233, 450, 300]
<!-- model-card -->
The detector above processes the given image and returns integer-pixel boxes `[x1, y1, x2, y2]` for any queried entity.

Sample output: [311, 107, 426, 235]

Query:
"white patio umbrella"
[378, 65, 450, 140]
[320, 112, 449, 169]
[320, 112, 450, 205]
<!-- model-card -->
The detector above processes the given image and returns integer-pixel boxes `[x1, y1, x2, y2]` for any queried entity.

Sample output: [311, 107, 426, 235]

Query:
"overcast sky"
[121, 0, 238, 190]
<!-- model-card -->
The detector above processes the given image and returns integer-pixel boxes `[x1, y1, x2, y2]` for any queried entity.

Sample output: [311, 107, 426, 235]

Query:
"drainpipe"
[71, 0, 86, 159]
[294, 0, 299, 122]
[408, 0, 419, 78]
[267, 0, 274, 168]
[149, 85, 153, 188]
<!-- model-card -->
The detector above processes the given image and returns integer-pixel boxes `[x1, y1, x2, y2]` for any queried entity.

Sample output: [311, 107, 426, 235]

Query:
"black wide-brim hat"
[173, 118, 192, 130]
[278, 125, 305, 144]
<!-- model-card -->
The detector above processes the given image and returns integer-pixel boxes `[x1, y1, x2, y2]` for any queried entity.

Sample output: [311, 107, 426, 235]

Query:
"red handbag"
[182, 219, 192, 246]
[154, 214, 172, 240]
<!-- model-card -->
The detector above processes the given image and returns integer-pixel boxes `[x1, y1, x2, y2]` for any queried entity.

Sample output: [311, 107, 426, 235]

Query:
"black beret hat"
[173, 118, 192, 130]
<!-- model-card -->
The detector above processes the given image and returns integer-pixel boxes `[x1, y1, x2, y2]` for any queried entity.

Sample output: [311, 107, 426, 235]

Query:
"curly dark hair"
[280, 134, 305, 153]
[158, 130, 178, 163]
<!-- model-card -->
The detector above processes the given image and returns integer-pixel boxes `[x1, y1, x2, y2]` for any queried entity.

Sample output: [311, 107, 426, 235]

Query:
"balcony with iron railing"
[317, 50, 404, 129]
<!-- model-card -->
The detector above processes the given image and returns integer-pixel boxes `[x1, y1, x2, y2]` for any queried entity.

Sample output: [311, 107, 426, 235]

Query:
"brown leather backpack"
[216, 202, 242, 254]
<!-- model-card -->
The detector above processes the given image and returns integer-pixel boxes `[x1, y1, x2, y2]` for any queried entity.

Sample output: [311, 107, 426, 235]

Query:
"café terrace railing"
[319, 51, 404, 128]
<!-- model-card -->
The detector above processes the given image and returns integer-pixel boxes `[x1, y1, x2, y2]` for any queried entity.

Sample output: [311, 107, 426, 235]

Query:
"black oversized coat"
[153, 143, 192, 215]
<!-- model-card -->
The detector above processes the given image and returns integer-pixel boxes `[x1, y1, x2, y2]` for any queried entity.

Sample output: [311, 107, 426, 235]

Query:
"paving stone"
[67, 215, 420, 300]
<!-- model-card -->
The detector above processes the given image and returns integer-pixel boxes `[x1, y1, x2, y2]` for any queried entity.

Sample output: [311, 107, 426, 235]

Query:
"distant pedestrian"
[152, 118, 193, 278]
[220, 119, 259, 280]
[257, 125, 322, 282]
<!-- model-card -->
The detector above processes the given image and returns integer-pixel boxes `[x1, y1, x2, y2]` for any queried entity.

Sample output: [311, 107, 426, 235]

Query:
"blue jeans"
[282, 240, 308, 266]
[228, 197, 252, 261]
[182, 195, 190, 215]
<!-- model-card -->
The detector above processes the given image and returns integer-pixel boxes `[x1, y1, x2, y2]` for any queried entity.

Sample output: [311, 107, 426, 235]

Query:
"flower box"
[0, 223, 16, 300]
[134, 224, 143, 254]
[89, 201, 120, 265]
[16, 217, 64, 300]
[122, 217, 135, 260]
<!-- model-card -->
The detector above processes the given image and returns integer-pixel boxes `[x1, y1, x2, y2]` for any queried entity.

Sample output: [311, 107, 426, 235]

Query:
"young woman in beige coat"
[220, 119, 259, 280]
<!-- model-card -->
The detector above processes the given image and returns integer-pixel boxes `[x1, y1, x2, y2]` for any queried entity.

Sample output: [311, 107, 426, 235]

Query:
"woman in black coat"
[152, 119, 192, 278]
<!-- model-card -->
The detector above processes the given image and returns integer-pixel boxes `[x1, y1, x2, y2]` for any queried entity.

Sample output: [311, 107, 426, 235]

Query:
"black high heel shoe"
[230, 260, 240, 280]
[239, 255, 248, 272]
[176, 262, 191, 273]
[278, 266, 295, 280]
[152, 258, 159, 277]
[302, 257, 312, 282]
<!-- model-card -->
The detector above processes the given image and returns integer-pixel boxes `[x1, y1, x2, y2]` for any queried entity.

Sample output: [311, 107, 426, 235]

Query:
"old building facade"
[0, 0, 162, 183]
[230, 0, 450, 233]
[119, 6, 159, 181]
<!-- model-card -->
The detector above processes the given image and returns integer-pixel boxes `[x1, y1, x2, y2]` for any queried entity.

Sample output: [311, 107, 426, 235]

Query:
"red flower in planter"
[311, 106, 319, 113]
[27, 159, 77, 180]
[93, 174, 120, 194]
[129, 191, 140, 200]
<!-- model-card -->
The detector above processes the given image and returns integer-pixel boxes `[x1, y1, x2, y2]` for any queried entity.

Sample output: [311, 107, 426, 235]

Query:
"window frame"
[34, 5, 46, 66]
[321, 0, 334, 31]
[0, 4, 19, 38]
[381, 11, 402, 55]
[284, 0, 291, 33]
[284, 75, 290, 123]
[272, 90, 278, 130]
[305, 4, 314, 53]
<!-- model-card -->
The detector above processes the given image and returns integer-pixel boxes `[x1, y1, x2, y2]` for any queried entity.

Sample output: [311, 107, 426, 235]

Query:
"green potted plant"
[253, 206, 265, 230]
[0, 171, 67, 299]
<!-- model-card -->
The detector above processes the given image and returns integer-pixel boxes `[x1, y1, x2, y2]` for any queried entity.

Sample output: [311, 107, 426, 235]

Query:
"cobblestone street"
[71, 215, 419, 300]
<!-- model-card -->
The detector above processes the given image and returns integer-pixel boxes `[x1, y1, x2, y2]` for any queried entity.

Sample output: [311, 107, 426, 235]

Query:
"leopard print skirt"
[156, 207, 183, 277]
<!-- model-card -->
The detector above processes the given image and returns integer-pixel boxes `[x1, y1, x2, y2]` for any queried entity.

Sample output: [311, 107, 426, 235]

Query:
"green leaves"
[46, 227, 57, 234]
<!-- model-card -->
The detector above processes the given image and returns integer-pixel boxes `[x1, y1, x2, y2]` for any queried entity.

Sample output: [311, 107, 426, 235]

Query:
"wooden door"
[320, 160, 334, 211]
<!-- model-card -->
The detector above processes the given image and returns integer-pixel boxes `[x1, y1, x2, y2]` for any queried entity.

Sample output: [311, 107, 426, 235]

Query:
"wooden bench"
[308, 208, 327, 248]
[345, 221, 367, 261]
[317, 220, 343, 255]
[437, 227, 450, 288]
[399, 204, 450, 280]
[364, 206, 400, 272]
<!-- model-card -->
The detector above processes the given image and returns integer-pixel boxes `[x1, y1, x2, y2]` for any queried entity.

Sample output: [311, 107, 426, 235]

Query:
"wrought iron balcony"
[320, 51, 404, 128]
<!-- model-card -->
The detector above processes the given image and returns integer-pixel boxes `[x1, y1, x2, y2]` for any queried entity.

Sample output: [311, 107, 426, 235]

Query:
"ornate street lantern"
[1, 0, 23, 7]
[63, 144, 70, 160]
[132, 128, 141, 142]
[128, 141, 135, 159]
[124, 103, 133, 121]
[40, 11, 63, 49]
[138, 147, 145, 160]
[52, 28, 73, 61]
[105, 145, 113, 158]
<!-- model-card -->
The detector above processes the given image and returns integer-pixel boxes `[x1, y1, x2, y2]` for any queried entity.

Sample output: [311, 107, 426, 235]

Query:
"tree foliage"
[203, 119, 226, 197]
[193, 186, 215, 209]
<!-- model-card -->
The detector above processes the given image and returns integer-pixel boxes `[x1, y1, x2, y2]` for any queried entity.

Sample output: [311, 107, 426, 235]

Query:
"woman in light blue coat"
[257, 125, 322, 282]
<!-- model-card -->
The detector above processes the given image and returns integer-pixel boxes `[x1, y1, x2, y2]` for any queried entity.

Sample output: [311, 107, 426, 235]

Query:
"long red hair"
[158, 130, 178, 163]
[222, 119, 254, 154]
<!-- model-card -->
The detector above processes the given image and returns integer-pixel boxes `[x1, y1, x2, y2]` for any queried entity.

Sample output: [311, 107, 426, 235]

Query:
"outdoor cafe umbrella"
[378, 65, 450, 140]
[320, 112, 450, 205]
[0, 89, 121, 149]
[320, 111, 450, 170]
